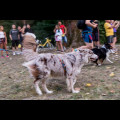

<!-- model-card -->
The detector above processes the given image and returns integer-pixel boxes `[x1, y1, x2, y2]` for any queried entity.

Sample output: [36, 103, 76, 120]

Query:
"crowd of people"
[0, 24, 34, 57]
[78, 20, 120, 53]
[0, 20, 119, 58]
[53, 21, 67, 52]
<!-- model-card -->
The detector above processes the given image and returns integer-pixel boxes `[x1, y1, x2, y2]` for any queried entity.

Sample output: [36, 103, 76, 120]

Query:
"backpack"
[77, 20, 86, 29]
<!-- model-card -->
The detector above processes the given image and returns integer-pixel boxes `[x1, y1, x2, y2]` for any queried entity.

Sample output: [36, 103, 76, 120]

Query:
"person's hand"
[93, 24, 98, 28]
[62, 34, 65, 37]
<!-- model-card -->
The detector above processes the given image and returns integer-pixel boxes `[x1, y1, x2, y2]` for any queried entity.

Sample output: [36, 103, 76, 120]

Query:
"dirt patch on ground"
[0, 46, 120, 100]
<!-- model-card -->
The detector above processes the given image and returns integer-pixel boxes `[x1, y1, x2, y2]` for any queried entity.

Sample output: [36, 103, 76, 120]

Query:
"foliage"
[98, 20, 106, 44]
[32, 20, 58, 45]
[0, 20, 120, 47]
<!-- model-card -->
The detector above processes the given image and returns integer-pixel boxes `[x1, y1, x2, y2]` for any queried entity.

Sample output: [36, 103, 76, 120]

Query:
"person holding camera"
[79, 20, 98, 49]
[104, 20, 118, 53]
[92, 20, 100, 48]
[110, 20, 119, 51]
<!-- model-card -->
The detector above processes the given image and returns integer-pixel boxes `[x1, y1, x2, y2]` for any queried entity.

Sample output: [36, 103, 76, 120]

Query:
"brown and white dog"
[22, 34, 98, 95]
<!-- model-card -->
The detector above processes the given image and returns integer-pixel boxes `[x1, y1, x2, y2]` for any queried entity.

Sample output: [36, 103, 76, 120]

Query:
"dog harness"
[58, 57, 66, 76]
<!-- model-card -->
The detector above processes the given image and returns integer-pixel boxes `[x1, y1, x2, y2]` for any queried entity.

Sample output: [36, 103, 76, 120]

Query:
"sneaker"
[16, 51, 21, 55]
[63, 47, 66, 51]
[6, 55, 9, 58]
[1, 56, 4, 58]
[13, 52, 16, 56]
[20, 52, 23, 55]
[61, 50, 64, 52]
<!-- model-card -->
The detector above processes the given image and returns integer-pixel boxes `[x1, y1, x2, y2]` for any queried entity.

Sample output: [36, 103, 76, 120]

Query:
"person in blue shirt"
[79, 20, 98, 49]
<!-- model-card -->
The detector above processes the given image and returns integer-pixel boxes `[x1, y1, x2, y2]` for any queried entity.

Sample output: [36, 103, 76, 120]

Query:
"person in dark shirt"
[25, 24, 34, 33]
[92, 20, 100, 48]
[79, 20, 98, 50]
[9, 24, 20, 55]
[18, 26, 23, 52]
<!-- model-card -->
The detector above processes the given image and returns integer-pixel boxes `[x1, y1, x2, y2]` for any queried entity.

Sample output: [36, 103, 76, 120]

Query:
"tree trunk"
[63, 20, 84, 48]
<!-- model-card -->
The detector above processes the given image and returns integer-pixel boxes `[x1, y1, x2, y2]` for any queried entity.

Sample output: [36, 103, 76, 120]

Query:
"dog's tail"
[23, 34, 38, 61]
[22, 60, 35, 70]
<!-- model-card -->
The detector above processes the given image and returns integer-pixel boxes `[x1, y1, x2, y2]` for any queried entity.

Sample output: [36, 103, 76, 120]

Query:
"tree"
[63, 20, 84, 48]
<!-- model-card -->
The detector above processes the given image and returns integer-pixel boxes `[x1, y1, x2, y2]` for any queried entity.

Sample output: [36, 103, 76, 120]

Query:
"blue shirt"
[83, 20, 93, 33]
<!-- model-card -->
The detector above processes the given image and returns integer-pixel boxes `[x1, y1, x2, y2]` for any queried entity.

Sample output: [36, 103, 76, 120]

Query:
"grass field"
[0, 46, 120, 100]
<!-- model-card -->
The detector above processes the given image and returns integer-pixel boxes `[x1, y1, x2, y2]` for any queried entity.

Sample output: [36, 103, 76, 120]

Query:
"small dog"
[92, 43, 113, 66]
[22, 35, 98, 96]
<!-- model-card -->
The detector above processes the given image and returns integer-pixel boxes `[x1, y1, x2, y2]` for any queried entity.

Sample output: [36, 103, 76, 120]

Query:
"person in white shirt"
[54, 25, 64, 52]
[0, 26, 9, 58]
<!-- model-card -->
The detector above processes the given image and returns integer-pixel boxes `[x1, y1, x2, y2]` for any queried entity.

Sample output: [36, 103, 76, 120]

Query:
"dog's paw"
[47, 91, 53, 94]
[37, 92, 43, 96]
[72, 90, 80, 94]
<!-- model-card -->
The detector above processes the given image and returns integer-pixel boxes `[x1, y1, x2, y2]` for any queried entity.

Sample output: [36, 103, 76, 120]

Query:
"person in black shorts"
[9, 24, 20, 55]
[18, 26, 23, 52]
[92, 20, 100, 48]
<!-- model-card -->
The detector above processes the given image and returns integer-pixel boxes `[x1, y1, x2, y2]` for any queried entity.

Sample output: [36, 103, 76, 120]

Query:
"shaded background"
[0, 20, 120, 48]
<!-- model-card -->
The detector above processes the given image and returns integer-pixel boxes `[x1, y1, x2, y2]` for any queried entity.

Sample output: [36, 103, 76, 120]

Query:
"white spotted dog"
[22, 35, 98, 96]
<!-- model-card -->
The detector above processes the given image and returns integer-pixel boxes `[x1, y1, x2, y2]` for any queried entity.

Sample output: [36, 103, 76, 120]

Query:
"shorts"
[0, 38, 5, 44]
[92, 32, 99, 42]
[82, 32, 93, 43]
[113, 32, 117, 38]
[12, 40, 19, 47]
[55, 36, 62, 42]
[106, 35, 113, 43]
[62, 36, 67, 43]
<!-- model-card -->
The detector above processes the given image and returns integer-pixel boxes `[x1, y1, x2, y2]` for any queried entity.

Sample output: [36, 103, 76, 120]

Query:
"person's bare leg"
[93, 41, 97, 47]
[63, 42, 67, 49]
[113, 37, 117, 49]
[21, 46, 23, 52]
[57, 41, 60, 51]
[110, 43, 114, 48]
[79, 42, 93, 50]
[0, 44, 3, 56]
[12, 47, 15, 52]
[91, 42, 94, 49]
[16, 47, 18, 51]
[4, 43, 8, 55]
[59, 41, 64, 51]
[97, 41, 100, 47]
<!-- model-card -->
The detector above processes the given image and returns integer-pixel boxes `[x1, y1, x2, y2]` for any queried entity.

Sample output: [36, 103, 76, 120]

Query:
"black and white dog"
[92, 43, 113, 66]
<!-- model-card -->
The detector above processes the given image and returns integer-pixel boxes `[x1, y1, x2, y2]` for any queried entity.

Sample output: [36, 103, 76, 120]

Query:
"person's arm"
[85, 20, 98, 28]
[64, 26, 67, 35]
[108, 21, 118, 29]
[18, 30, 20, 40]
[22, 28, 25, 34]
[24, 28, 27, 33]
[18, 34, 20, 40]
[4, 32, 7, 44]
[9, 30, 12, 40]
[114, 21, 120, 30]
[53, 28, 56, 33]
